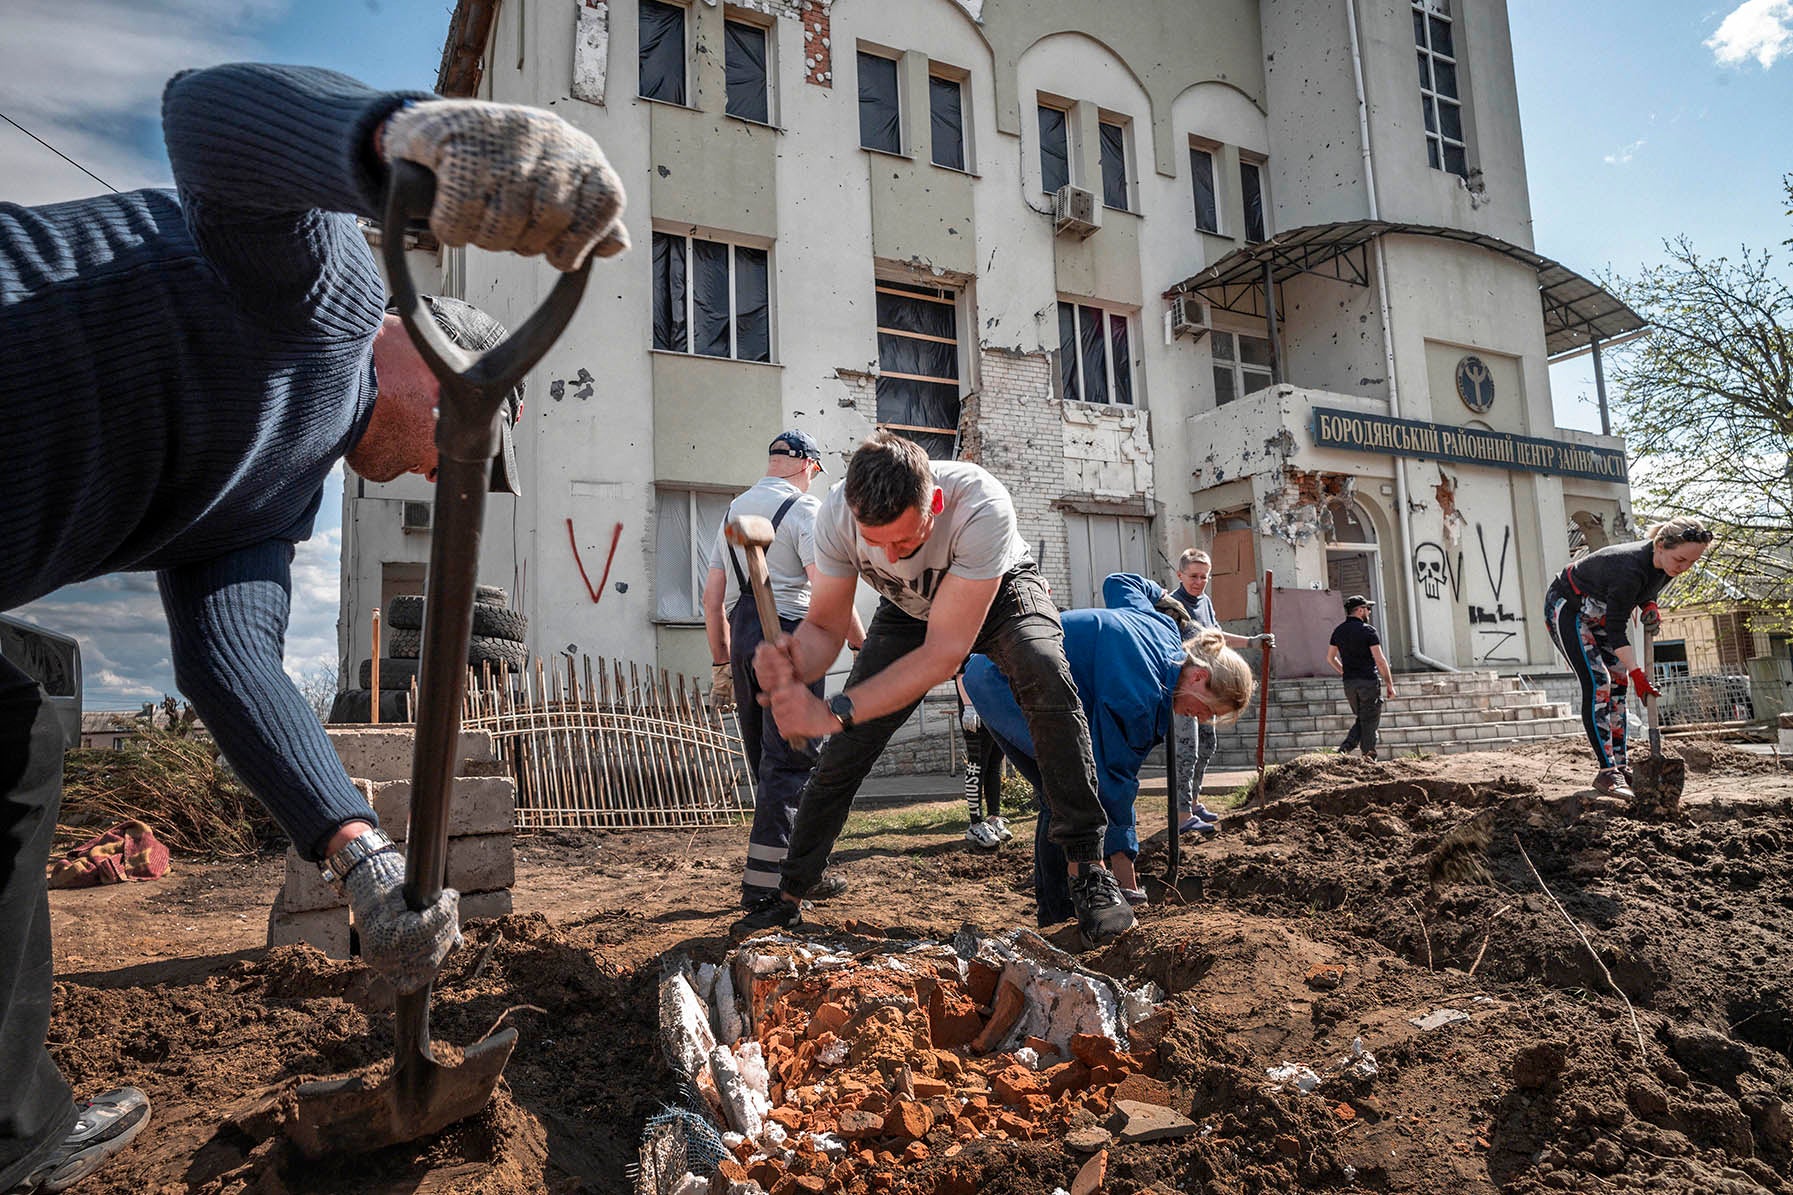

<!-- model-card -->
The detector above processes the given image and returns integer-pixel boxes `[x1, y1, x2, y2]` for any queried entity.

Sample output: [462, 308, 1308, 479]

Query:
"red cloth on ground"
[46, 820, 172, 888]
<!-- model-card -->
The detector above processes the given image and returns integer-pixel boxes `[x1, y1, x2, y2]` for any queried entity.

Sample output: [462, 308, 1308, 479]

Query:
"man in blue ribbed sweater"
[0, 63, 626, 1192]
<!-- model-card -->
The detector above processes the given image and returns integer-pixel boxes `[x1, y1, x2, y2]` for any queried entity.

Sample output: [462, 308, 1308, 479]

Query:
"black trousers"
[730, 600, 823, 899]
[1340, 677, 1385, 755]
[0, 656, 78, 1189]
[779, 564, 1106, 895]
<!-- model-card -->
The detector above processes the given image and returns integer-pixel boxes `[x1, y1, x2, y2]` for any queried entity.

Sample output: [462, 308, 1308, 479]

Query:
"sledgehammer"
[726, 514, 808, 750]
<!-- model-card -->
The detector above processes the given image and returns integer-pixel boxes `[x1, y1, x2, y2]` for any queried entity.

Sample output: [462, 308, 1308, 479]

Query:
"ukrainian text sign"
[1310, 407, 1628, 483]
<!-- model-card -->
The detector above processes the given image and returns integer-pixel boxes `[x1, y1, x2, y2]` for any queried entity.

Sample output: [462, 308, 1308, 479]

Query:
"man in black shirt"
[1327, 595, 1397, 760]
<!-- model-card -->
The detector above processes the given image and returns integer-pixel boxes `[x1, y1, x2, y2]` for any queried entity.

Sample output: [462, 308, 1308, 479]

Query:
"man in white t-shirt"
[730, 431, 1136, 946]
[702, 430, 864, 908]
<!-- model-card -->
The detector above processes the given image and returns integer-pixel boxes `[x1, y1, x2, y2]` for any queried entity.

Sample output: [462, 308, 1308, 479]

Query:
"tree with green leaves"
[1606, 178, 1793, 629]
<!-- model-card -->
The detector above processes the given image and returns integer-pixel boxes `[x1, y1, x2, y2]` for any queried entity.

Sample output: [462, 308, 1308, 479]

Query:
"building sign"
[1455, 355, 1495, 413]
[1311, 407, 1629, 483]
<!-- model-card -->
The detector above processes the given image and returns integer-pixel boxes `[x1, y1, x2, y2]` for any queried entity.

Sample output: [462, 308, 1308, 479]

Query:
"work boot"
[807, 870, 848, 901]
[964, 820, 1003, 850]
[1070, 865, 1136, 946]
[1593, 768, 1635, 799]
[11, 1087, 150, 1194]
[730, 892, 803, 938]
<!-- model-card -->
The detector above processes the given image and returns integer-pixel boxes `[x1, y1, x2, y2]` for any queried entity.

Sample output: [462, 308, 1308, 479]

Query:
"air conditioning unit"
[1170, 294, 1211, 340]
[401, 501, 433, 533]
[1052, 184, 1100, 239]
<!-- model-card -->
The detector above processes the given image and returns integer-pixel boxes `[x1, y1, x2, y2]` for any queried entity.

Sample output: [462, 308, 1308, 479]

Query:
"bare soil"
[44, 738, 1793, 1193]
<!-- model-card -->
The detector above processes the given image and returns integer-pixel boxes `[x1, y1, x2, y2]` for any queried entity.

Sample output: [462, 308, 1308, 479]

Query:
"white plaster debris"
[571, 1, 609, 106]
[762, 1121, 787, 1148]
[709, 1045, 763, 1137]
[1265, 1063, 1322, 1093]
[1409, 1007, 1471, 1032]
[1340, 1037, 1379, 1081]
[715, 963, 744, 1045]
[695, 962, 717, 1002]
[661, 968, 719, 1080]
[809, 1131, 847, 1158]
[817, 1037, 850, 1067]
[1123, 981, 1165, 1028]
[1014, 1046, 1041, 1070]
[669, 1175, 709, 1195]
[1009, 960, 1126, 1053]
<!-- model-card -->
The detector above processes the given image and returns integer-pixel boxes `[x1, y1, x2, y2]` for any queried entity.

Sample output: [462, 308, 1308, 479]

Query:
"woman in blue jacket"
[963, 573, 1254, 923]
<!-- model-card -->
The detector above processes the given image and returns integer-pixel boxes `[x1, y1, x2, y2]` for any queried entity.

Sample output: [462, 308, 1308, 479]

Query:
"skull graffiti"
[1414, 543, 1449, 600]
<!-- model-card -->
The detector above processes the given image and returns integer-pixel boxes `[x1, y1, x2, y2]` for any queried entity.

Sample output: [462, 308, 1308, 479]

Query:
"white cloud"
[1706, 0, 1793, 68]
[0, 0, 287, 205]
[1603, 138, 1647, 165]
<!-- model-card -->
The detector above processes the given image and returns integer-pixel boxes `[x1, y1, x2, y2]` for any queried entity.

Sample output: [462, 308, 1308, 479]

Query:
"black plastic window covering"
[1099, 121, 1127, 210]
[1190, 147, 1218, 233]
[1109, 313, 1132, 405]
[1213, 332, 1237, 407]
[929, 76, 965, 170]
[652, 231, 687, 352]
[1241, 162, 1266, 243]
[725, 20, 769, 123]
[1038, 105, 1068, 194]
[1057, 302, 1079, 402]
[692, 239, 731, 358]
[734, 246, 770, 363]
[1079, 304, 1108, 405]
[858, 52, 901, 154]
[876, 285, 960, 459]
[638, 0, 686, 105]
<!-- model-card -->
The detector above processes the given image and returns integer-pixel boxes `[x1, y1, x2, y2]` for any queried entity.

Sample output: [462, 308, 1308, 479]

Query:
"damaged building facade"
[339, 0, 1640, 707]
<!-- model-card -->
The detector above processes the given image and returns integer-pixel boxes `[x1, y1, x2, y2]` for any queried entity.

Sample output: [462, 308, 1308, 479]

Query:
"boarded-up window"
[1099, 120, 1128, 210]
[638, 0, 686, 104]
[1240, 159, 1267, 242]
[725, 19, 770, 123]
[858, 51, 901, 154]
[1190, 145, 1218, 233]
[1206, 516, 1256, 621]
[929, 75, 965, 170]
[1038, 103, 1068, 194]
[875, 280, 960, 459]
[652, 231, 771, 362]
[1065, 513, 1151, 611]
[1058, 302, 1133, 405]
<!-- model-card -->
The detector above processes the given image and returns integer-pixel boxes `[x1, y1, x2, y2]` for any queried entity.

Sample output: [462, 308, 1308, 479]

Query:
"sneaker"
[1364, 750, 1378, 762]
[14, 1087, 150, 1194]
[730, 892, 803, 938]
[1189, 802, 1221, 823]
[1069, 866, 1136, 946]
[1119, 885, 1150, 908]
[1593, 768, 1635, 799]
[807, 870, 848, 901]
[965, 820, 1003, 850]
[986, 815, 1015, 843]
[1176, 814, 1218, 837]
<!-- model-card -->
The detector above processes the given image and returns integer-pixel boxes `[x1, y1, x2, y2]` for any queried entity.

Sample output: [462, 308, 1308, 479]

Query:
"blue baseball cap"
[769, 429, 827, 472]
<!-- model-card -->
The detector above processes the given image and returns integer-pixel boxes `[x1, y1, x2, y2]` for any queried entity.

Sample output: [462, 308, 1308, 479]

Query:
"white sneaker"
[986, 815, 1015, 843]
[965, 820, 1003, 850]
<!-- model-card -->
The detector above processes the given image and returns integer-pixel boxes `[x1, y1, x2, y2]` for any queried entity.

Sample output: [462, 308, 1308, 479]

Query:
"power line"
[0, 109, 117, 194]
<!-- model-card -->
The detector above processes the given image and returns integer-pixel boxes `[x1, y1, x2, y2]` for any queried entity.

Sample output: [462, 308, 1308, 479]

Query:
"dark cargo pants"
[729, 600, 823, 902]
[0, 656, 79, 1190]
[779, 564, 1105, 896]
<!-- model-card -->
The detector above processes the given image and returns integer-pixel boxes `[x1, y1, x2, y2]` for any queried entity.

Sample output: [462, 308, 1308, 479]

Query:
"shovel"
[1631, 626, 1685, 818]
[288, 160, 592, 1156]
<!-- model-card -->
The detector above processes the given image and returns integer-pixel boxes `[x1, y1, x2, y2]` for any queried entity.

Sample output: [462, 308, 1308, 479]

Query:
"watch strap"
[320, 828, 397, 890]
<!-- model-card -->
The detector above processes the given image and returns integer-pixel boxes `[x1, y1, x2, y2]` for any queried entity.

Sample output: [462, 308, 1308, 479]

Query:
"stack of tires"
[327, 586, 529, 723]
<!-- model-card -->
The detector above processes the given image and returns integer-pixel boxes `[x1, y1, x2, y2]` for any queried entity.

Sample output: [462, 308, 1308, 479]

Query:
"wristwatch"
[320, 828, 397, 891]
[827, 692, 856, 732]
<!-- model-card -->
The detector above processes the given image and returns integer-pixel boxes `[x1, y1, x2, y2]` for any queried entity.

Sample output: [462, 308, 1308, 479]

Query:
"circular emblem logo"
[1455, 355, 1495, 414]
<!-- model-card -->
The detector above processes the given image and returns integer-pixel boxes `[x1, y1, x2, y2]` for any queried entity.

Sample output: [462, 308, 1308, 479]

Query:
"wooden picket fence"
[459, 655, 754, 829]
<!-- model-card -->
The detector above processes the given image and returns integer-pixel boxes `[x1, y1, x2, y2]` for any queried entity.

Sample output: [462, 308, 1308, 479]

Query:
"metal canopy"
[1168, 220, 1646, 359]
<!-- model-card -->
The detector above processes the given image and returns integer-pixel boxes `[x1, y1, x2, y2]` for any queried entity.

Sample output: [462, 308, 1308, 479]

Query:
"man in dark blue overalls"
[703, 431, 865, 907]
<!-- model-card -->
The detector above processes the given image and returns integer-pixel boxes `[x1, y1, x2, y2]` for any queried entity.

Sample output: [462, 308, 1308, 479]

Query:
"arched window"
[1328, 500, 1377, 545]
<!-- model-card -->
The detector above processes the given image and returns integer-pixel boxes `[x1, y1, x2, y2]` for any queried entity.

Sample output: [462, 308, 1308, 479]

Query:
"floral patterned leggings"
[1545, 592, 1628, 771]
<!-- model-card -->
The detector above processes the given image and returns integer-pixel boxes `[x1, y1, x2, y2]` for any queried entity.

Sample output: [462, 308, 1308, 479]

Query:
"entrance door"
[1324, 499, 1381, 611]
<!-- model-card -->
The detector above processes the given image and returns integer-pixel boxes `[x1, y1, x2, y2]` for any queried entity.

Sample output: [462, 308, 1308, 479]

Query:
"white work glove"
[960, 706, 982, 735]
[381, 100, 629, 271]
[343, 850, 461, 994]
[1248, 633, 1277, 649]
[711, 663, 736, 710]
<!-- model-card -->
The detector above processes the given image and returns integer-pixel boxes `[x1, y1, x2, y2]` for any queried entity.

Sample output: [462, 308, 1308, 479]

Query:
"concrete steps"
[1210, 670, 1579, 767]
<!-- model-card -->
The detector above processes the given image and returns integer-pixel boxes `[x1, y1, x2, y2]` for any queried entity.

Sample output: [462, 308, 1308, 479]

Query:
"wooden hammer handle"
[742, 543, 809, 750]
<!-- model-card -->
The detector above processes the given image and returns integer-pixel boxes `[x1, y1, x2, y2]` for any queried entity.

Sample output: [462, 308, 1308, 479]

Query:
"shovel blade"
[286, 1028, 518, 1158]
[1632, 752, 1686, 820]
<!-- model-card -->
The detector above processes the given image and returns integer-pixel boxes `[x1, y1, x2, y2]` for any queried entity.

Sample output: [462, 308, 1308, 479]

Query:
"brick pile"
[686, 931, 1173, 1194]
[267, 727, 517, 958]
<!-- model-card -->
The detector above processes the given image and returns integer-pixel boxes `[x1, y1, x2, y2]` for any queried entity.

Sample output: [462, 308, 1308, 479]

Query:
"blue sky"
[3, 0, 1790, 706]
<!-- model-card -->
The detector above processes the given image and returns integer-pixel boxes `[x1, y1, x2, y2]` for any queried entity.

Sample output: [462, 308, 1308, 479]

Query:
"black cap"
[769, 428, 826, 473]
[1344, 594, 1374, 614]
[390, 295, 525, 495]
